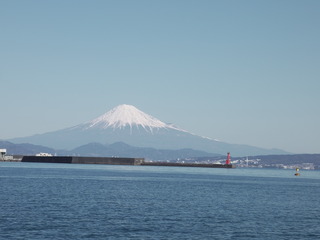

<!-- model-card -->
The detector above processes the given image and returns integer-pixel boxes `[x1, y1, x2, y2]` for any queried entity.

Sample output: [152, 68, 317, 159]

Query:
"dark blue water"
[1, 163, 319, 239]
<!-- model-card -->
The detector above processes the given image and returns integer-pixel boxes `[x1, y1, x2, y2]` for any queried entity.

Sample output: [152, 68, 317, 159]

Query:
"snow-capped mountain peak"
[86, 104, 182, 132]
[8, 104, 288, 155]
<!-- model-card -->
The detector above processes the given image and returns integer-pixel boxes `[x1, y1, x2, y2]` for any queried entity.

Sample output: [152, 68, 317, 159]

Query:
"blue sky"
[1, 0, 319, 153]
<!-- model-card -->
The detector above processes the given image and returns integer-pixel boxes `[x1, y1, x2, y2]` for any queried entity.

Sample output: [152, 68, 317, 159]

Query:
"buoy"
[294, 168, 300, 176]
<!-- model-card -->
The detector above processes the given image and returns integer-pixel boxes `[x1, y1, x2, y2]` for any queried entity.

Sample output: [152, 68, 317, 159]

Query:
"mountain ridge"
[1, 141, 318, 167]
[0, 140, 220, 160]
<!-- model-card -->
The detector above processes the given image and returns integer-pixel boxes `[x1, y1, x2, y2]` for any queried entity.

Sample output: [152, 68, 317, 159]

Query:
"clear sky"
[1, 0, 319, 154]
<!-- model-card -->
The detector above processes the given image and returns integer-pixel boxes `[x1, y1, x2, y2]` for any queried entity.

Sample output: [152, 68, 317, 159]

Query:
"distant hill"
[1, 140, 318, 166]
[71, 142, 220, 160]
[0, 141, 56, 155]
[0, 141, 220, 160]
[248, 154, 320, 165]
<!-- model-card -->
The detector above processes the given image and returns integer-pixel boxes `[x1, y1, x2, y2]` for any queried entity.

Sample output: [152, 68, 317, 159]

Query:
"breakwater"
[20, 156, 235, 168]
[22, 156, 144, 165]
[142, 162, 235, 168]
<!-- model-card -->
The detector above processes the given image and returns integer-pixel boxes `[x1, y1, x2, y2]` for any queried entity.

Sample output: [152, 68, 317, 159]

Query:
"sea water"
[0, 163, 319, 240]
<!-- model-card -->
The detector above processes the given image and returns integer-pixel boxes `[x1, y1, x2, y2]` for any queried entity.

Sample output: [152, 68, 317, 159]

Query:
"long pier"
[142, 162, 235, 168]
[21, 156, 144, 165]
[1, 155, 235, 168]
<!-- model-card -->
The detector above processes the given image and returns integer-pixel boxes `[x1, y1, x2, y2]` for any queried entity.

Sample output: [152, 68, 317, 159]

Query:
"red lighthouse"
[225, 152, 231, 165]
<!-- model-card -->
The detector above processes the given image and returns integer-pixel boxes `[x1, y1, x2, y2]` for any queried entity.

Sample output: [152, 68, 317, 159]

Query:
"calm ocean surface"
[1, 162, 319, 240]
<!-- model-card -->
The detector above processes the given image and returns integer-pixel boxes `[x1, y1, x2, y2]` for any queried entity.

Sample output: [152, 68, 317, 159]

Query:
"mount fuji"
[9, 104, 286, 156]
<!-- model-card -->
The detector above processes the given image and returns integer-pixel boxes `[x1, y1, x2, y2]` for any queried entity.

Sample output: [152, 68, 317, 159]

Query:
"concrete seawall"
[20, 156, 235, 168]
[142, 162, 235, 168]
[22, 156, 144, 165]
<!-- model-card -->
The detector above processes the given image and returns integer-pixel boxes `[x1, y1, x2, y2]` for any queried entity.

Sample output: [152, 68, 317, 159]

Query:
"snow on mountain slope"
[80, 104, 185, 133]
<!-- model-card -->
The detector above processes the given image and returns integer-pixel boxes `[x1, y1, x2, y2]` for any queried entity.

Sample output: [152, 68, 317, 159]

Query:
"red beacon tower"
[225, 152, 231, 165]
